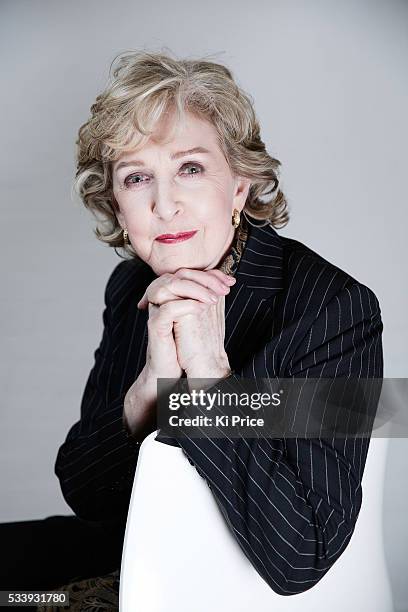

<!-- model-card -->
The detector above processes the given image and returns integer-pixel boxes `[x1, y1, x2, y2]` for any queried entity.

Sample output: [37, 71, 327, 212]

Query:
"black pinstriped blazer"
[55, 220, 383, 596]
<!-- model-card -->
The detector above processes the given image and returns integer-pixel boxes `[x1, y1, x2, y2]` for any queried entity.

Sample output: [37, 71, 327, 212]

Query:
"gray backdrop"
[1, 1, 407, 609]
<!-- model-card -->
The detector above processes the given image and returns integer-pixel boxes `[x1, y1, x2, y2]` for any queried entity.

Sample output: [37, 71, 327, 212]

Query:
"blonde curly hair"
[73, 48, 289, 259]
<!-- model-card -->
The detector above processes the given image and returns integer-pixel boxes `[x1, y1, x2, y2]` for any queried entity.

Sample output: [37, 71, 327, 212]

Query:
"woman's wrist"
[123, 371, 157, 437]
[142, 362, 182, 383]
[186, 354, 231, 380]
[185, 360, 232, 394]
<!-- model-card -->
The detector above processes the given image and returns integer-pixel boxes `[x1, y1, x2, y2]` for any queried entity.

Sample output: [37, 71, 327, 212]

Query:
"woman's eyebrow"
[113, 147, 211, 172]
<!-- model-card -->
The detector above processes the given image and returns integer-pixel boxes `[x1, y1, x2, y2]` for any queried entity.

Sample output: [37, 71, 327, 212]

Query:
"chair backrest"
[120, 430, 393, 612]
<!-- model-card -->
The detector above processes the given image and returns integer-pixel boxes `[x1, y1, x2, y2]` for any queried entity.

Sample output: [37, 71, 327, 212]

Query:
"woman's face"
[112, 110, 251, 276]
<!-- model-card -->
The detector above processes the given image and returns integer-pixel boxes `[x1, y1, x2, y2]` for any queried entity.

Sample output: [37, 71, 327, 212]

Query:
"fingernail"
[225, 277, 236, 284]
[209, 294, 218, 303]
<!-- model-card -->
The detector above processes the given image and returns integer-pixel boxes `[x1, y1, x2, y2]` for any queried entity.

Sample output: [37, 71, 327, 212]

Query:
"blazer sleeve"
[157, 281, 384, 595]
[54, 262, 143, 522]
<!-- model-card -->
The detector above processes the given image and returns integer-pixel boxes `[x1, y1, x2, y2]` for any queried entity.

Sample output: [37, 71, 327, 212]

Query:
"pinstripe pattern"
[55, 221, 383, 595]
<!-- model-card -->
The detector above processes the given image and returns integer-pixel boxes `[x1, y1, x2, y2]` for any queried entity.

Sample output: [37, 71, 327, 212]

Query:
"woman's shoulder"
[278, 230, 381, 307]
[250, 223, 382, 318]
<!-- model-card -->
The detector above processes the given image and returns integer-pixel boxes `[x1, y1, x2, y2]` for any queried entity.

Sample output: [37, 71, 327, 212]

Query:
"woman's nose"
[151, 182, 183, 220]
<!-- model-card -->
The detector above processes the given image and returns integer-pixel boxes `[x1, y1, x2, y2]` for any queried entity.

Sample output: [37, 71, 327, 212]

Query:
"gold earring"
[123, 228, 129, 245]
[232, 209, 240, 229]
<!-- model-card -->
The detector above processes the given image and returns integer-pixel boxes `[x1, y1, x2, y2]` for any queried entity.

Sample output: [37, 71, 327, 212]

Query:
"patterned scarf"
[217, 212, 249, 277]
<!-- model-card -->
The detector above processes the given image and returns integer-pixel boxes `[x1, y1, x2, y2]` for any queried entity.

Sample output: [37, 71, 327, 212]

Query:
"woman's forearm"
[123, 366, 158, 437]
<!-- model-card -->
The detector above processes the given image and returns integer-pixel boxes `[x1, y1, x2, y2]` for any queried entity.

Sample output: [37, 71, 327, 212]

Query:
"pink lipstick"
[155, 230, 198, 244]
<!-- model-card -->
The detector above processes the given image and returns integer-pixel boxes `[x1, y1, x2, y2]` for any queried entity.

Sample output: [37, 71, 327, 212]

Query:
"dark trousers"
[0, 514, 125, 591]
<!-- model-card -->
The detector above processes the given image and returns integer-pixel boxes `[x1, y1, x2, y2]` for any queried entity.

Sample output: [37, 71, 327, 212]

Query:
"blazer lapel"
[223, 221, 284, 371]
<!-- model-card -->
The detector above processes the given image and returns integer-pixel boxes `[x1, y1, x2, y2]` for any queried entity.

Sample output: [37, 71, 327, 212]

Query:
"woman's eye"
[180, 162, 203, 176]
[124, 174, 146, 187]
[123, 162, 203, 189]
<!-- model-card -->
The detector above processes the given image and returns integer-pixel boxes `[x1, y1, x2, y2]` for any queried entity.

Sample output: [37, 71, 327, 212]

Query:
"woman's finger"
[148, 299, 208, 335]
[174, 267, 236, 293]
[138, 278, 220, 310]
[138, 270, 235, 309]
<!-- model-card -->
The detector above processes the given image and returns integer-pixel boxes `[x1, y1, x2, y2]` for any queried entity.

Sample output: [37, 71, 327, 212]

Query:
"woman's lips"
[155, 230, 198, 244]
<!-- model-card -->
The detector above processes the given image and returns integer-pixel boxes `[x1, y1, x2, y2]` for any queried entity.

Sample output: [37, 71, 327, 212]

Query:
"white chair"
[120, 428, 393, 612]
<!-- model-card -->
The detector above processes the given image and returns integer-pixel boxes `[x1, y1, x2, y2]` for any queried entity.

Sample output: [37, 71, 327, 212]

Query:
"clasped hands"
[137, 268, 235, 382]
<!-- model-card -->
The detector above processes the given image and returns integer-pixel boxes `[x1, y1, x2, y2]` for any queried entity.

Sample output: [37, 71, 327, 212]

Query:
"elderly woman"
[0, 50, 383, 610]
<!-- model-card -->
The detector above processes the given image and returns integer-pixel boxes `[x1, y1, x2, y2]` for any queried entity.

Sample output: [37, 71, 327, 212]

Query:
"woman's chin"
[150, 257, 207, 276]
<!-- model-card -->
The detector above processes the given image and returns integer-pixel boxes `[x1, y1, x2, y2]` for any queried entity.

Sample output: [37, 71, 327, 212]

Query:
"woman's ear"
[116, 211, 125, 230]
[233, 177, 251, 213]
[113, 197, 126, 229]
